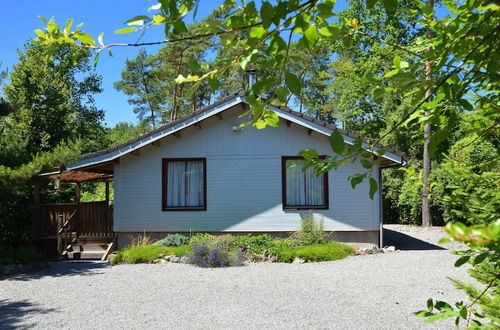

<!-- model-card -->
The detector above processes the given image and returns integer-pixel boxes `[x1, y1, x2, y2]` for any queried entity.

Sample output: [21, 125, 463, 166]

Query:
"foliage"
[35, 0, 500, 209]
[294, 212, 328, 245]
[107, 121, 150, 146]
[0, 40, 107, 247]
[235, 234, 277, 254]
[156, 234, 190, 247]
[188, 233, 216, 247]
[270, 242, 355, 263]
[189, 241, 244, 268]
[415, 221, 500, 328]
[3, 41, 107, 155]
[111, 244, 190, 264]
[0, 246, 46, 266]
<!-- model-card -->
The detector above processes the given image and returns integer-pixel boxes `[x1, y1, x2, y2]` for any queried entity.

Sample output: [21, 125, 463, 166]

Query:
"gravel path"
[1, 227, 470, 330]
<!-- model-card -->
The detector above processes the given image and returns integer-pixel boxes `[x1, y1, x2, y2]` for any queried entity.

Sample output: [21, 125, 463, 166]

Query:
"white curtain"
[286, 159, 324, 206]
[166, 160, 204, 207]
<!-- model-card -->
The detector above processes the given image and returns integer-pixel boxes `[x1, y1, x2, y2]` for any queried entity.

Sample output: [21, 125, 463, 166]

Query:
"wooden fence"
[36, 201, 113, 238]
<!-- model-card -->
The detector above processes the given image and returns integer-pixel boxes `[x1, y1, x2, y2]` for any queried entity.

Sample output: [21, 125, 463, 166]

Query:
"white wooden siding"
[114, 105, 380, 232]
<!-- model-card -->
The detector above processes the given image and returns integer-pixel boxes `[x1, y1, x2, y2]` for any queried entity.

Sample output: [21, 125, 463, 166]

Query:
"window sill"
[283, 206, 329, 211]
[162, 206, 207, 212]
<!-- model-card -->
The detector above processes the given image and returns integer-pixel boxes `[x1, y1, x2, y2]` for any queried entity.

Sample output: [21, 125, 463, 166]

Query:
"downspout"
[378, 156, 406, 248]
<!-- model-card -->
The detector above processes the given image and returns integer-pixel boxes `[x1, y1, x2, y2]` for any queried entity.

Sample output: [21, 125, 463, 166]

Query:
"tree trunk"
[422, 0, 434, 227]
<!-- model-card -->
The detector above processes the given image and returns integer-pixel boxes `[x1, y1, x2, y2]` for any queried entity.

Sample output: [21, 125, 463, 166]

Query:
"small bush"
[189, 242, 243, 268]
[295, 212, 328, 245]
[130, 233, 152, 247]
[272, 242, 354, 263]
[111, 244, 190, 264]
[0, 246, 45, 266]
[235, 234, 276, 254]
[156, 234, 189, 247]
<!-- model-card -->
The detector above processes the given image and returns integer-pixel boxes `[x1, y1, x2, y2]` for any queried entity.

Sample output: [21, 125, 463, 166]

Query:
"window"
[281, 156, 329, 210]
[162, 158, 206, 211]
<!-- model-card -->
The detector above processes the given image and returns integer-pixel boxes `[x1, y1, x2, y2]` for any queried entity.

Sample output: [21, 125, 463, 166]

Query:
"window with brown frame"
[162, 158, 207, 211]
[281, 156, 329, 210]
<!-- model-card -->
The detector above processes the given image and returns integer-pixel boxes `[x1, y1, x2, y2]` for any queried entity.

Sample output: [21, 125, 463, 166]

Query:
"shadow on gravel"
[2, 261, 109, 282]
[383, 229, 446, 250]
[0, 299, 58, 329]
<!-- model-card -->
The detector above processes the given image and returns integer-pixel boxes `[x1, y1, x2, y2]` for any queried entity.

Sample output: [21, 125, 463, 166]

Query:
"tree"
[114, 50, 165, 128]
[4, 41, 107, 154]
[0, 41, 107, 246]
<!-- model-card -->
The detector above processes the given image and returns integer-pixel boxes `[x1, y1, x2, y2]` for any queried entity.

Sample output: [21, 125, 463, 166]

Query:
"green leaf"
[249, 26, 267, 39]
[434, 301, 453, 312]
[64, 19, 73, 36]
[349, 173, 365, 189]
[285, 72, 301, 96]
[173, 20, 188, 34]
[187, 57, 201, 72]
[34, 29, 47, 38]
[126, 15, 150, 26]
[360, 159, 372, 169]
[299, 149, 319, 160]
[152, 14, 167, 25]
[319, 26, 341, 39]
[369, 177, 378, 200]
[239, 49, 258, 70]
[382, 0, 397, 13]
[264, 110, 279, 128]
[415, 311, 434, 318]
[115, 27, 137, 34]
[330, 131, 345, 155]
[366, 0, 377, 9]
[38, 15, 48, 24]
[427, 298, 434, 312]
[254, 119, 267, 129]
[74, 32, 95, 45]
[93, 51, 100, 68]
[98, 32, 104, 46]
[393, 55, 401, 69]
[303, 24, 319, 49]
[260, 1, 274, 29]
[422, 3, 435, 17]
[148, 3, 162, 11]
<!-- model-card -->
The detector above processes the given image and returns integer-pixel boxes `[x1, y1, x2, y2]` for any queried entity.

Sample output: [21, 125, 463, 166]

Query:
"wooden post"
[57, 214, 63, 255]
[32, 183, 41, 242]
[105, 181, 110, 204]
[75, 182, 81, 203]
[75, 182, 81, 238]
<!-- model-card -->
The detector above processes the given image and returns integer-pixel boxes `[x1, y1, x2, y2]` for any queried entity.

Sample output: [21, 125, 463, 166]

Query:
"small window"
[281, 156, 329, 210]
[162, 158, 206, 211]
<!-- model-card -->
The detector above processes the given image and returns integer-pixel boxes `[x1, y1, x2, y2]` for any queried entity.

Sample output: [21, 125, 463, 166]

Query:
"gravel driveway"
[1, 226, 470, 330]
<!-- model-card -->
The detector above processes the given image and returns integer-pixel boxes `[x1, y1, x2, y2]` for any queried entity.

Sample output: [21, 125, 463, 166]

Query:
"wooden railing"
[36, 201, 114, 238]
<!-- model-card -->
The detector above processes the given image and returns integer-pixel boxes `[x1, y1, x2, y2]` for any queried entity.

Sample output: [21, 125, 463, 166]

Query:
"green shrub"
[111, 244, 190, 264]
[271, 242, 355, 263]
[235, 234, 276, 254]
[0, 246, 45, 266]
[156, 234, 189, 247]
[295, 212, 328, 245]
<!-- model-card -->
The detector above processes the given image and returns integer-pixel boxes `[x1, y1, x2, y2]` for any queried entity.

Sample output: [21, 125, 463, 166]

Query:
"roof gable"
[67, 92, 405, 171]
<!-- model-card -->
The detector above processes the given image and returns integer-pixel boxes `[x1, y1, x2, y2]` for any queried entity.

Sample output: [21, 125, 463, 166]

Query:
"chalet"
[37, 91, 405, 259]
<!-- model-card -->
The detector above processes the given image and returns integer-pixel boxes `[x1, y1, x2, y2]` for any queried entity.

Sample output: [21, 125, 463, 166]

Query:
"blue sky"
[1, 1, 222, 127]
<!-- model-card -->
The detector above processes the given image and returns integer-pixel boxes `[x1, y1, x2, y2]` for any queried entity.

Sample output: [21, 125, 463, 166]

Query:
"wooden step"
[65, 240, 115, 260]
[67, 250, 106, 260]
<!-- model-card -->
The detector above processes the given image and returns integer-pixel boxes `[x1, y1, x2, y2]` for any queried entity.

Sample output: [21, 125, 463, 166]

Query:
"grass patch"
[271, 242, 355, 263]
[111, 244, 190, 265]
[0, 246, 45, 266]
